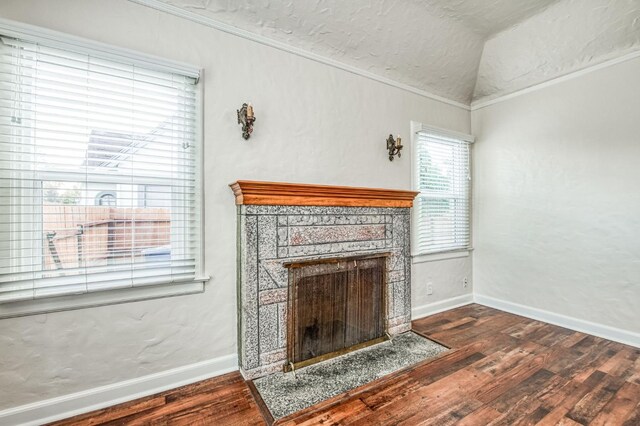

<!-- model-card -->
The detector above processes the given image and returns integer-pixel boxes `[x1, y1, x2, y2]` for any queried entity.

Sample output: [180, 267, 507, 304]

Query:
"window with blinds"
[414, 129, 471, 255]
[0, 30, 202, 306]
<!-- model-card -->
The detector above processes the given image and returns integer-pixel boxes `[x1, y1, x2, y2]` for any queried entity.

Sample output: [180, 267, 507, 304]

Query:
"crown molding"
[471, 48, 640, 110]
[128, 0, 470, 111]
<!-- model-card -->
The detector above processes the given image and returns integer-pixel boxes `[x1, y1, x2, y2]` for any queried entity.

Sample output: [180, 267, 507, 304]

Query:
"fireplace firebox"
[285, 254, 388, 370]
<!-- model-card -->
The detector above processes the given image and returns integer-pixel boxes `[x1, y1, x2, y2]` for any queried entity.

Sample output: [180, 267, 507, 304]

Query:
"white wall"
[411, 255, 473, 314]
[472, 56, 640, 335]
[0, 0, 471, 411]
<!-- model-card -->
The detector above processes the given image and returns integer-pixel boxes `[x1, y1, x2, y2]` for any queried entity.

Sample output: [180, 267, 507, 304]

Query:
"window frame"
[0, 18, 208, 318]
[410, 121, 474, 264]
[95, 191, 117, 206]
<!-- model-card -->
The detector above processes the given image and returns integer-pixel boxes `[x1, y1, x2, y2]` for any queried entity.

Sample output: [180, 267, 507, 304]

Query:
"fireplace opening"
[285, 253, 388, 371]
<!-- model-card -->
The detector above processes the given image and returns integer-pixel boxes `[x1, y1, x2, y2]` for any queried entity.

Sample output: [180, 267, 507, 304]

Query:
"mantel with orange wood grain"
[229, 180, 418, 208]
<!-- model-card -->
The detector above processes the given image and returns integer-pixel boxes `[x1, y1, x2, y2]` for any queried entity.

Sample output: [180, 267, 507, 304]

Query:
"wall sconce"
[386, 134, 403, 161]
[237, 103, 256, 140]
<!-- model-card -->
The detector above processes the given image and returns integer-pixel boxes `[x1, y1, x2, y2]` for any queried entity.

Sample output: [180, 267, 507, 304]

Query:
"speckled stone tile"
[240, 305, 259, 370]
[392, 280, 407, 320]
[402, 262, 412, 316]
[260, 259, 289, 288]
[260, 348, 287, 365]
[388, 322, 411, 335]
[259, 304, 279, 354]
[388, 314, 408, 329]
[244, 205, 408, 216]
[277, 302, 287, 348]
[388, 268, 405, 283]
[392, 214, 406, 249]
[258, 215, 278, 259]
[277, 246, 289, 258]
[387, 250, 402, 270]
[287, 239, 387, 257]
[243, 363, 284, 380]
[287, 214, 386, 226]
[253, 332, 448, 420]
[240, 215, 260, 370]
[258, 263, 279, 291]
[385, 225, 393, 240]
[288, 224, 386, 246]
[277, 226, 288, 247]
[259, 288, 287, 305]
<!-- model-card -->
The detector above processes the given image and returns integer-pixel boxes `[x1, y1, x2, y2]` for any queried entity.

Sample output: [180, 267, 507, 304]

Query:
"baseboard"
[411, 294, 474, 320]
[0, 354, 238, 426]
[474, 294, 640, 349]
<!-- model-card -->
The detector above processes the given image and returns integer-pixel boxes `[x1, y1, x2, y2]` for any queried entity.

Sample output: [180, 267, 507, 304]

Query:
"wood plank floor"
[50, 304, 640, 425]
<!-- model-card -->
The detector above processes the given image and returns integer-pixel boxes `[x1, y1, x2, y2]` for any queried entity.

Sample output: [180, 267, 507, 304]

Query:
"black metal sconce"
[386, 134, 403, 161]
[237, 103, 256, 140]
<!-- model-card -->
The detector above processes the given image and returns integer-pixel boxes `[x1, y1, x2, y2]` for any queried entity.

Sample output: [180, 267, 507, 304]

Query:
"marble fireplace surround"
[231, 181, 418, 379]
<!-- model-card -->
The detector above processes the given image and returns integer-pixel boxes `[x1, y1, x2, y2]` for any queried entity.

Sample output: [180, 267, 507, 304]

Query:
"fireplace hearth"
[231, 181, 418, 379]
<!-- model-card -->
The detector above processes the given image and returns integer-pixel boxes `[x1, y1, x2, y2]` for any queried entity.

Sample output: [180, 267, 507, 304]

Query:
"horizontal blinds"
[414, 131, 470, 254]
[0, 33, 201, 303]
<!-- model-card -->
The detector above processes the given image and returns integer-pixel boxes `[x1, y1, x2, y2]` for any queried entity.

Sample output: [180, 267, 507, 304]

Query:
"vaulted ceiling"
[152, 0, 640, 106]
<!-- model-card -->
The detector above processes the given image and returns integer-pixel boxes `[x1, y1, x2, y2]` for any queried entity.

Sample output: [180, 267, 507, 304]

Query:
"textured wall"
[412, 255, 473, 309]
[473, 0, 640, 103]
[471, 56, 640, 334]
[0, 0, 471, 411]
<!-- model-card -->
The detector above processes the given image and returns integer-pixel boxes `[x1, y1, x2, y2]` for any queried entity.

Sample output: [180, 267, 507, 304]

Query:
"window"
[96, 191, 117, 206]
[413, 124, 473, 256]
[0, 24, 204, 313]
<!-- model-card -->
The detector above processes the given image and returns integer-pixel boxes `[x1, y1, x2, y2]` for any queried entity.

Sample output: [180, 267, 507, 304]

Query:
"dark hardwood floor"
[50, 304, 640, 425]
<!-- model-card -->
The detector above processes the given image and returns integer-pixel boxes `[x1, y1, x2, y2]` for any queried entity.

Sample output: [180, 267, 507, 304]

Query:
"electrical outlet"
[427, 282, 433, 295]
[463, 277, 469, 288]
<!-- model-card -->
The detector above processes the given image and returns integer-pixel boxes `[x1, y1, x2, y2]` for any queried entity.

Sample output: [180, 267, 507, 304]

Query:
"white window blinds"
[0, 32, 202, 304]
[414, 130, 471, 254]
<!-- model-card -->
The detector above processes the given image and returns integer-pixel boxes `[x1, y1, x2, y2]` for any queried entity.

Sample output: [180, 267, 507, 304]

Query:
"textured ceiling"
[410, 0, 559, 36]
[474, 0, 640, 104]
[152, 0, 640, 105]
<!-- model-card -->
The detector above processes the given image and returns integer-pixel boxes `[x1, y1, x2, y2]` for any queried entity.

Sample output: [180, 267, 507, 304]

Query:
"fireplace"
[230, 181, 418, 379]
[286, 254, 387, 370]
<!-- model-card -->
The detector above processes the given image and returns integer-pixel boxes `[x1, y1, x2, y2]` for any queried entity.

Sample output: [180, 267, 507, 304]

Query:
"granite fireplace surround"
[230, 181, 419, 379]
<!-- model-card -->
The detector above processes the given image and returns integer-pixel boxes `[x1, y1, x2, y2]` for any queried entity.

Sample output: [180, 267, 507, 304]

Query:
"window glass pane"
[414, 131, 470, 254]
[41, 182, 172, 271]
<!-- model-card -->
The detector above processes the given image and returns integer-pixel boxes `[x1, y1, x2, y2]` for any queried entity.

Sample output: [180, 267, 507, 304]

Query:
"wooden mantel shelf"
[229, 180, 419, 208]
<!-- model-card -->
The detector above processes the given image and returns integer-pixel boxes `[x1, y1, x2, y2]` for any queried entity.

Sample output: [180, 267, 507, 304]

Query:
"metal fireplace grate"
[285, 253, 388, 371]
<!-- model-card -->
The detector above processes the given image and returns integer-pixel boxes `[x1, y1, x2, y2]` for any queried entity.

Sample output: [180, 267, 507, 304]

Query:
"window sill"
[0, 278, 208, 319]
[412, 249, 472, 264]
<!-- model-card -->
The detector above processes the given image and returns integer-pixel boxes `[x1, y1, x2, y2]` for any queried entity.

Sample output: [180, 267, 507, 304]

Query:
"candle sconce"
[237, 103, 256, 140]
[386, 134, 403, 161]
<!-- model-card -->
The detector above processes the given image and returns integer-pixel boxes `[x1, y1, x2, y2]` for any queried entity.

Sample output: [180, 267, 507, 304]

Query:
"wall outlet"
[427, 282, 433, 295]
[463, 277, 469, 288]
